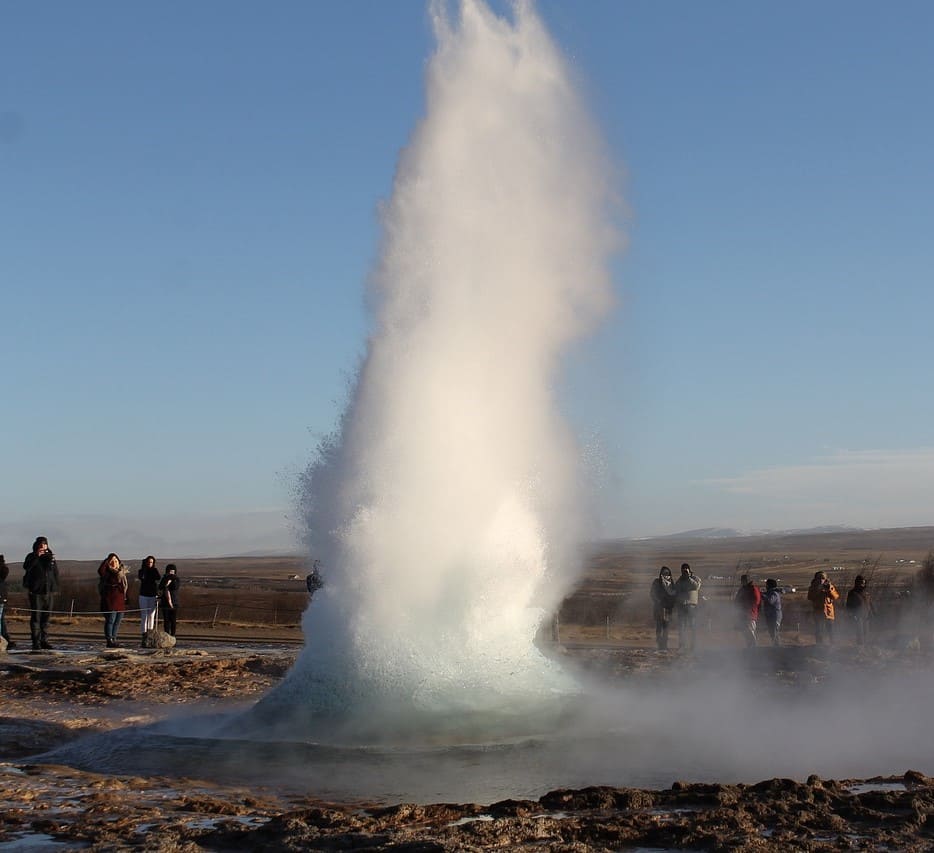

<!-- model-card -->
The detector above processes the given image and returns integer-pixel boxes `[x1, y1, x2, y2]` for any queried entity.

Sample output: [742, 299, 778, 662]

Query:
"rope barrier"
[5, 605, 150, 616]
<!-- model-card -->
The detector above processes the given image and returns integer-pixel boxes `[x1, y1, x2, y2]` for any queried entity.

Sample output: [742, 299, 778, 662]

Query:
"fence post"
[606, 615, 610, 641]
[212, 605, 219, 628]
[70, 600, 75, 617]
[552, 613, 560, 643]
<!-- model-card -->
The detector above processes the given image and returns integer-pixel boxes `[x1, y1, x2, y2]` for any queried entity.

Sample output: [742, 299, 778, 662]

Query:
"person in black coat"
[158, 564, 180, 637]
[137, 555, 161, 646]
[0, 554, 17, 649]
[650, 566, 674, 651]
[846, 574, 874, 646]
[22, 536, 60, 650]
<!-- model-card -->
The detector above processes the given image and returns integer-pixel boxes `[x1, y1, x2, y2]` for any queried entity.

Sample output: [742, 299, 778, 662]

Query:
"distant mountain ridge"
[599, 524, 934, 556]
[632, 524, 862, 541]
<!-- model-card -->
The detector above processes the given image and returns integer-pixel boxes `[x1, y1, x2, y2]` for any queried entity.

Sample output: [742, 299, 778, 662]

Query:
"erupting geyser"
[259, 0, 621, 735]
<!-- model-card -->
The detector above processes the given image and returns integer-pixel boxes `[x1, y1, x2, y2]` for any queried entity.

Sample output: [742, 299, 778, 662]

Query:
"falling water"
[257, 0, 620, 736]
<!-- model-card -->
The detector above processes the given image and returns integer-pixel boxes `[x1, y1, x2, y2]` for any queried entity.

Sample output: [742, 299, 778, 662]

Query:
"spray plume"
[265, 0, 620, 731]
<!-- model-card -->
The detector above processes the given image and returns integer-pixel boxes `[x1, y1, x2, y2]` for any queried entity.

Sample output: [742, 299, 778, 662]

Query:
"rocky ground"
[2, 640, 934, 850]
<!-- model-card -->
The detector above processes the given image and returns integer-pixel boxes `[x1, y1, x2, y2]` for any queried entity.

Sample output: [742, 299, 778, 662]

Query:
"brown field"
[4, 525, 932, 648]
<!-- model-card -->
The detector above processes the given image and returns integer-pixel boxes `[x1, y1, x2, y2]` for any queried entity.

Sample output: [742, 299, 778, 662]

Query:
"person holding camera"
[807, 570, 840, 645]
[22, 536, 60, 651]
[673, 562, 702, 652]
[650, 566, 675, 651]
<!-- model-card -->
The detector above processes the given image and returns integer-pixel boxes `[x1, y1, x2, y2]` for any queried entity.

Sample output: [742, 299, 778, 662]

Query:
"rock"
[142, 629, 176, 649]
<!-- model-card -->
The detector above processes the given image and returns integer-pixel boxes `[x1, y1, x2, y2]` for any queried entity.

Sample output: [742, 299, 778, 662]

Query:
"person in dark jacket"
[0, 554, 17, 649]
[159, 564, 180, 637]
[761, 578, 783, 646]
[137, 555, 161, 646]
[98, 553, 128, 648]
[650, 566, 675, 651]
[734, 574, 762, 647]
[22, 536, 60, 650]
[846, 574, 873, 646]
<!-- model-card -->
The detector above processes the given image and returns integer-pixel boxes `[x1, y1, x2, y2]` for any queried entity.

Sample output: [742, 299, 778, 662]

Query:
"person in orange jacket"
[807, 570, 840, 645]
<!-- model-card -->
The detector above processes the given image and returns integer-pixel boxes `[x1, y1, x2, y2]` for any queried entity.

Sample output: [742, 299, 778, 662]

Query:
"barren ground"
[2, 529, 934, 850]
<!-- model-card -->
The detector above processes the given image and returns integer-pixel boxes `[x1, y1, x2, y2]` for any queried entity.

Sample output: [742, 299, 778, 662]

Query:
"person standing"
[159, 564, 180, 637]
[98, 553, 128, 648]
[673, 563, 702, 652]
[761, 578, 783, 646]
[734, 574, 762, 647]
[807, 570, 840, 645]
[306, 560, 323, 597]
[137, 555, 161, 646]
[650, 566, 675, 651]
[914, 554, 934, 650]
[0, 554, 17, 649]
[846, 574, 873, 646]
[22, 536, 60, 651]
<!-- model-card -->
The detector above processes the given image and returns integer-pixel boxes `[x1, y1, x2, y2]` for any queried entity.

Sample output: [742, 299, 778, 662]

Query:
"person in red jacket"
[98, 553, 128, 648]
[734, 574, 762, 647]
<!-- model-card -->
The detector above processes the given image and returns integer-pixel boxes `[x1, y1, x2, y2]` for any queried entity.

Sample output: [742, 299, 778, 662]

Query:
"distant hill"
[597, 525, 934, 556]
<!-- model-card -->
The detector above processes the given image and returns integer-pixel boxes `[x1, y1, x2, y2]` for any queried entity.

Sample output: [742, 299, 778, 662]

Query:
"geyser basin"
[37, 654, 934, 803]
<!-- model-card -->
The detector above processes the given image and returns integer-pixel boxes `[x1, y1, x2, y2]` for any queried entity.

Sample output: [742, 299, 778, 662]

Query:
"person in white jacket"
[672, 563, 701, 652]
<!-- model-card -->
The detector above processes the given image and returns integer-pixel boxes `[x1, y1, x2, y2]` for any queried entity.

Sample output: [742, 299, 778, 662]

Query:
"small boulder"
[142, 629, 176, 649]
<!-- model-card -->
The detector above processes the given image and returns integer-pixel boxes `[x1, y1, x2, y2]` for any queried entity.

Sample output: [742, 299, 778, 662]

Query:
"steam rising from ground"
[263, 0, 618, 724]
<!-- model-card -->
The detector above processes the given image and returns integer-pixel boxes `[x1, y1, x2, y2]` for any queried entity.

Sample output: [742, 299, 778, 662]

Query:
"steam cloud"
[273, 0, 620, 723]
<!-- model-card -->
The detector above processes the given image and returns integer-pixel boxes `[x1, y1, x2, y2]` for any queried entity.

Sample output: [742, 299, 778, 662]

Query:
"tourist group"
[0, 537, 180, 651]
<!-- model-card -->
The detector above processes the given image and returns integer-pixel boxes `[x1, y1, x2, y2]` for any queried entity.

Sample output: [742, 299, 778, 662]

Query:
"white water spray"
[271, 0, 620, 727]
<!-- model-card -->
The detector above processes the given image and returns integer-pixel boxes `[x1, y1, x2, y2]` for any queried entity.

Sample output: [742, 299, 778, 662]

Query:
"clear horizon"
[4, 1, 934, 559]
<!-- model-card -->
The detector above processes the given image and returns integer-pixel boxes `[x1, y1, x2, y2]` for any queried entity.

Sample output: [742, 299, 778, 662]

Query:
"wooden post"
[69, 600, 75, 617]
[212, 605, 219, 628]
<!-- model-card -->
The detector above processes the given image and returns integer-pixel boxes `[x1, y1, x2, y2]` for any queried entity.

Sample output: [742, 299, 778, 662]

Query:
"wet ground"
[3, 642, 934, 850]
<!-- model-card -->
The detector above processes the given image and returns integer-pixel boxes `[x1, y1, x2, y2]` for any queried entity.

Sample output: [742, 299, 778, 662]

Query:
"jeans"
[814, 615, 834, 645]
[765, 614, 781, 645]
[0, 602, 9, 642]
[139, 595, 158, 633]
[103, 611, 124, 642]
[740, 617, 758, 647]
[677, 605, 697, 651]
[28, 593, 54, 647]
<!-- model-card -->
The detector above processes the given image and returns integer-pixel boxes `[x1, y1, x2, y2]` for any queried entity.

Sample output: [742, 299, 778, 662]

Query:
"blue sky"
[3, 1, 933, 558]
